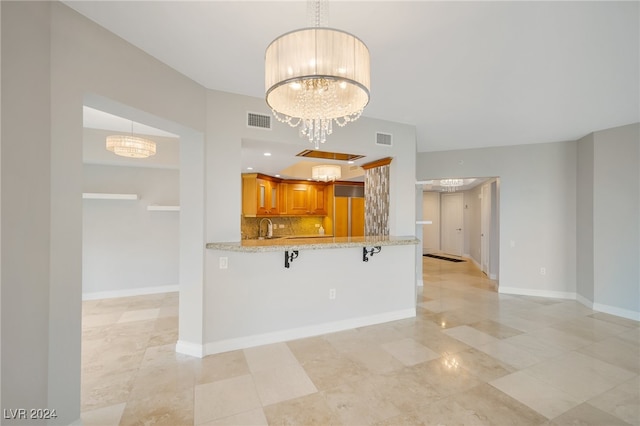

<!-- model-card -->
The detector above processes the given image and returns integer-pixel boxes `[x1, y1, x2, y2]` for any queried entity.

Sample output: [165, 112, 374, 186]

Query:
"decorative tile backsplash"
[241, 216, 325, 239]
[364, 164, 390, 236]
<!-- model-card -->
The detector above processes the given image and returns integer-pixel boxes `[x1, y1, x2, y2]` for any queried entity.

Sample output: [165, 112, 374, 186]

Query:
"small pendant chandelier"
[311, 164, 342, 181]
[265, 0, 371, 149]
[106, 121, 156, 159]
[440, 179, 464, 192]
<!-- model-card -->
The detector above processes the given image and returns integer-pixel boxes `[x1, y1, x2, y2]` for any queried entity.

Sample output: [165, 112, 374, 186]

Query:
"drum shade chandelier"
[265, 0, 370, 149]
[312, 164, 342, 181]
[106, 121, 156, 159]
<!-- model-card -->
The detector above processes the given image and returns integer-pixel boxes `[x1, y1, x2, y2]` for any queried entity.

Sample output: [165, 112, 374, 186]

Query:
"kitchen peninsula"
[204, 235, 419, 355]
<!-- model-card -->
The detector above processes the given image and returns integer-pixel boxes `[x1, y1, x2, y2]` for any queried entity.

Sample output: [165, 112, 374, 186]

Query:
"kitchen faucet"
[259, 218, 273, 239]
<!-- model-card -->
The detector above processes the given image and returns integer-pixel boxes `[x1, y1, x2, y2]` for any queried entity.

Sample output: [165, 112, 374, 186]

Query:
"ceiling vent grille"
[247, 112, 272, 130]
[376, 132, 393, 146]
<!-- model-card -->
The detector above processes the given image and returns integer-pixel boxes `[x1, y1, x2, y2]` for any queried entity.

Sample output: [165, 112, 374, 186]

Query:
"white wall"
[1, 1, 51, 417]
[576, 132, 595, 303]
[2, 2, 207, 423]
[82, 164, 179, 298]
[417, 141, 578, 299]
[591, 124, 639, 317]
[464, 186, 482, 263]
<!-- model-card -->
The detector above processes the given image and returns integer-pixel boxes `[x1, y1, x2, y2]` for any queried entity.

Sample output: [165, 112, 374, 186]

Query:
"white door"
[480, 184, 491, 274]
[441, 193, 463, 256]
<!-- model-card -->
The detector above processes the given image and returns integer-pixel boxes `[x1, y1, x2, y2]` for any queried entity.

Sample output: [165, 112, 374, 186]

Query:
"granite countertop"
[206, 235, 419, 253]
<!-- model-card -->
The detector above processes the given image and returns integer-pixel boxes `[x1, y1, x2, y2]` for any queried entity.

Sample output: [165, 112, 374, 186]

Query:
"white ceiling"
[65, 1, 638, 154]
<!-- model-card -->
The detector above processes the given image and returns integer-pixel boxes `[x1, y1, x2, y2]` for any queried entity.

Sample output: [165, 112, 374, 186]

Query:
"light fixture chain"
[307, 0, 328, 28]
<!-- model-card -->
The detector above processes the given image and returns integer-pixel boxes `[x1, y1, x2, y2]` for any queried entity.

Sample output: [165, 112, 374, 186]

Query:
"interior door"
[481, 184, 491, 274]
[441, 193, 463, 256]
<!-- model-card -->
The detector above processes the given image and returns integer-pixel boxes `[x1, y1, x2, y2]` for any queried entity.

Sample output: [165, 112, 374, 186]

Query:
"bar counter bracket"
[363, 246, 382, 262]
[284, 250, 299, 268]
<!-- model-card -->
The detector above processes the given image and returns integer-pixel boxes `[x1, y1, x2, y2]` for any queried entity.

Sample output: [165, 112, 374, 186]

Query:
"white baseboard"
[592, 302, 640, 321]
[502, 288, 640, 321]
[82, 284, 178, 301]
[499, 286, 576, 300]
[204, 308, 416, 356]
[175, 340, 205, 358]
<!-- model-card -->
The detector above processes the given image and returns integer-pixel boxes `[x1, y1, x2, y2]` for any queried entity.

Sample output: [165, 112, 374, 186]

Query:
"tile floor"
[81, 257, 639, 425]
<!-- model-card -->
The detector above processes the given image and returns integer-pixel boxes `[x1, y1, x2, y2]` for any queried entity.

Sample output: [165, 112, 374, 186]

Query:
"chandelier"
[106, 121, 156, 159]
[440, 179, 464, 192]
[312, 164, 342, 181]
[265, 1, 370, 149]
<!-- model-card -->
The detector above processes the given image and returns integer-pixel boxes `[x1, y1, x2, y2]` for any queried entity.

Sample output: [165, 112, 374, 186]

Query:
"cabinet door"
[268, 182, 280, 214]
[310, 184, 327, 215]
[256, 179, 268, 215]
[287, 184, 311, 214]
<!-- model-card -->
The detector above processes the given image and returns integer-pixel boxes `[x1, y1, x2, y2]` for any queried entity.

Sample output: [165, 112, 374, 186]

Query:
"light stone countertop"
[206, 235, 419, 253]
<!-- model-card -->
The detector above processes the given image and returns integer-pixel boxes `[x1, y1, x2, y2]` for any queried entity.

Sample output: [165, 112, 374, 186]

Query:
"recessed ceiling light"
[275, 174, 280, 177]
[263, 152, 272, 156]
[247, 167, 253, 170]
[348, 160, 354, 164]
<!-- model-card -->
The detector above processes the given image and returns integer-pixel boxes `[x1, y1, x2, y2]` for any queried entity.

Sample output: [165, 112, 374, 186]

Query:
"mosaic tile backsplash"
[241, 216, 325, 239]
[364, 164, 390, 236]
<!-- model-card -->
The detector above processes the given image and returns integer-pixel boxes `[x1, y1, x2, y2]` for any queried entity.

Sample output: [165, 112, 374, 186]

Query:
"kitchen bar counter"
[206, 235, 419, 252]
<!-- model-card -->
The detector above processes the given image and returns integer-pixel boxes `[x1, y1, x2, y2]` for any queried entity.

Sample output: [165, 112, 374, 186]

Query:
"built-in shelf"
[82, 193, 138, 200]
[147, 205, 180, 212]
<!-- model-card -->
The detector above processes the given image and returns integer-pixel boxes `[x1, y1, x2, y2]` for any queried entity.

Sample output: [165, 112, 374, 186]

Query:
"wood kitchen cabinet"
[242, 173, 282, 217]
[284, 181, 328, 216]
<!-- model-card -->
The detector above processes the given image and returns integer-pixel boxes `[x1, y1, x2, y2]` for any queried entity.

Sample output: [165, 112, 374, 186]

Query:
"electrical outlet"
[219, 257, 228, 269]
[540, 267, 546, 275]
[329, 288, 336, 300]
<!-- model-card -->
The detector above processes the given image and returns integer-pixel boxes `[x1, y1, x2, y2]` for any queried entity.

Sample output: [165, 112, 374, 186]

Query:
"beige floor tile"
[341, 342, 406, 374]
[527, 325, 595, 351]
[550, 402, 631, 426]
[589, 312, 640, 328]
[587, 376, 640, 425]
[578, 335, 640, 374]
[451, 383, 550, 424]
[499, 333, 567, 360]
[476, 339, 545, 370]
[551, 316, 634, 343]
[202, 408, 268, 426]
[617, 327, 640, 345]
[443, 325, 501, 349]
[408, 357, 483, 398]
[300, 352, 369, 390]
[469, 319, 524, 339]
[323, 381, 401, 425]
[380, 338, 440, 366]
[287, 336, 341, 363]
[117, 308, 160, 323]
[251, 363, 317, 406]
[454, 348, 516, 382]
[120, 388, 194, 426]
[489, 370, 582, 419]
[263, 392, 338, 425]
[80, 402, 126, 426]
[524, 351, 636, 402]
[194, 374, 262, 424]
[403, 396, 486, 426]
[243, 342, 299, 373]
[195, 350, 251, 385]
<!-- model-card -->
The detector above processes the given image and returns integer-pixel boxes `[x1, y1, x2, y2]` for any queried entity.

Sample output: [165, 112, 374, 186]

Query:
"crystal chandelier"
[440, 179, 464, 192]
[312, 164, 342, 181]
[106, 121, 156, 159]
[265, 0, 370, 149]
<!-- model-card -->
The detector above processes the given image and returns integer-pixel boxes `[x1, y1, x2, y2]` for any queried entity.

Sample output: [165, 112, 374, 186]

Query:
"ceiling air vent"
[247, 112, 272, 130]
[376, 132, 393, 147]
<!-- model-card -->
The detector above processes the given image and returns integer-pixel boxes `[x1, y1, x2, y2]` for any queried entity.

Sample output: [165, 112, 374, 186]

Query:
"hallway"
[81, 257, 639, 425]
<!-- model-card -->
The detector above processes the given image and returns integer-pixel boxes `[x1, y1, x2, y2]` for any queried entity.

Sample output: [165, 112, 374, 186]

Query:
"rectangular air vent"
[247, 112, 272, 130]
[376, 132, 393, 146]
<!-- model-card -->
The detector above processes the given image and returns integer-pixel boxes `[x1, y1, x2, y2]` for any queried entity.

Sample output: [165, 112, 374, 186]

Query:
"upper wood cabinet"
[243, 173, 328, 217]
[242, 173, 282, 217]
